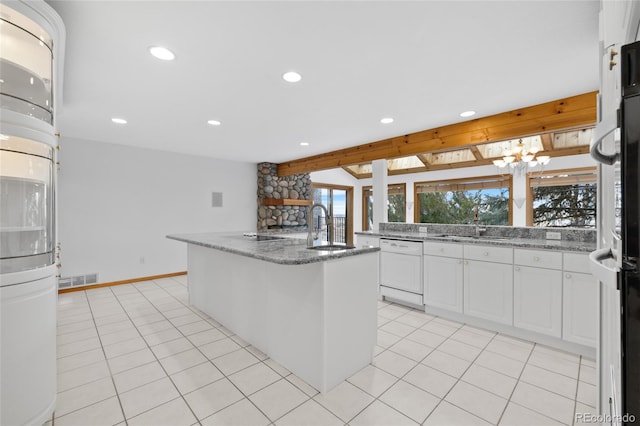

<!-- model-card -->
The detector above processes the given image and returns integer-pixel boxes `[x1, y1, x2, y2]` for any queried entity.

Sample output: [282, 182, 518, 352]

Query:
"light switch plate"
[546, 231, 561, 240]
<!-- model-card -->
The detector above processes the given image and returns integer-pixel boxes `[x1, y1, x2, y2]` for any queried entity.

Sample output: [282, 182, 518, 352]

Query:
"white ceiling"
[47, 0, 600, 165]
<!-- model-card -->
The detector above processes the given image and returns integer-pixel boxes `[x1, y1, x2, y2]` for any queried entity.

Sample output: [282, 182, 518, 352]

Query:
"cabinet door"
[463, 260, 513, 325]
[424, 255, 463, 313]
[514, 266, 562, 338]
[380, 252, 423, 294]
[563, 272, 598, 347]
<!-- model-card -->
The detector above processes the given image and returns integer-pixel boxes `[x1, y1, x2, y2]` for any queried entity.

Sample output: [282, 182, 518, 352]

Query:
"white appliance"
[0, 1, 64, 424]
[379, 238, 423, 306]
[589, 2, 640, 424]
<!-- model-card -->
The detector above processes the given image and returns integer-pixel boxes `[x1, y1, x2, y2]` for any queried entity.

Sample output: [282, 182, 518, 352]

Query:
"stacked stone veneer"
[257, 162, 311, 231]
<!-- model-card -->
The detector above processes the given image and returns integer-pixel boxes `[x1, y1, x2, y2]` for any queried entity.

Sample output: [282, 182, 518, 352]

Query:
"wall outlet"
[546, 231, 561, 240]
[419, 226, 429, 233]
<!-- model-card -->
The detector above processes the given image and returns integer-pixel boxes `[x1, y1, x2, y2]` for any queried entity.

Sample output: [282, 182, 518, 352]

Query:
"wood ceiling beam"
[341, 144, 590, 179]
[341, 166, 361, 179]
[540, 133, 554, 151]
[277, 91, 597, 176]
[469, 145, 483, 161]
[416, 153, 432, 167]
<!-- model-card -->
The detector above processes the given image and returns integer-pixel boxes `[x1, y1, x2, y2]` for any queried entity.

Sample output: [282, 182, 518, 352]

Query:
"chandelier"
[492, 139, 550, 173]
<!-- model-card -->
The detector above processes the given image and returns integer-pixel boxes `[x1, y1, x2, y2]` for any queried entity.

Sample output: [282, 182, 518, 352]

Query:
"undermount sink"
[307, 244, 356, 251]
[237, 233, 285, 241]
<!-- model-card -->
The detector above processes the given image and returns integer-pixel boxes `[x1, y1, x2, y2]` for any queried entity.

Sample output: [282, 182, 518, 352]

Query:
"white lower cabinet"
[463, 259, 513, 325]
[563, 253, 598, 346]
[514, 265, 562, 337]
[424, 255, 464, 312]
[364, 232, 598, 350]
[513, 249, 563, 338]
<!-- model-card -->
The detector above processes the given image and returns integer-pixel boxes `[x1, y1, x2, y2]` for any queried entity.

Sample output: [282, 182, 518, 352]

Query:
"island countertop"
[167, 232, 379, 265]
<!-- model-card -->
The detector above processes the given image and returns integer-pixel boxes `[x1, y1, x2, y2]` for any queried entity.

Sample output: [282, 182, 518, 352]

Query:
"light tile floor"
[49, 275, 598, 426]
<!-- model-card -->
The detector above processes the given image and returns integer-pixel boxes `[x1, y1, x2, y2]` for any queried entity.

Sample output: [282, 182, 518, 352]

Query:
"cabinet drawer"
[464, 244, 513, 264]
[514, 249, 562, 270]
[563, 252, 590, 273]
[423, 242, 463, 257]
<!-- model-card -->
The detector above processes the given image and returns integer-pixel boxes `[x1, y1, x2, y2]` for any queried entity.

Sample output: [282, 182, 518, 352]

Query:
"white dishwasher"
[379, 238, 424, 306]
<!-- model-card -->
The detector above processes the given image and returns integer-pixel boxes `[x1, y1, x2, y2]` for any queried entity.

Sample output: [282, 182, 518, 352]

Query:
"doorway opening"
[311, 183, 354, 245]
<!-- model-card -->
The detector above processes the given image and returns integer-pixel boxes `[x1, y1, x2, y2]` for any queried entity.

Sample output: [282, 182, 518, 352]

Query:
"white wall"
[58, 138, 257, 283]
[314, 154, 596, 231]
[311, 168, 357, 187]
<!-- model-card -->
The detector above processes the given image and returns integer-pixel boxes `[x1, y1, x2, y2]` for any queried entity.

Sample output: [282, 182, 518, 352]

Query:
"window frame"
[413, 175, 513, 225]
[526, 166, 597, 227]
[361, 183, 406, 230]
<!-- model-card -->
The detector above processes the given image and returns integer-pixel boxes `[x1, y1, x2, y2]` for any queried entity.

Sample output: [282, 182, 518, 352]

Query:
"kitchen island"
[166, 232, 380, 393]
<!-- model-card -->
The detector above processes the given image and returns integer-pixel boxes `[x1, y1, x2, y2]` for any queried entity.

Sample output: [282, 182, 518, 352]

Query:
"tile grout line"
[381, 306, 506, 424]
[55, 289, 130, 425]
[495, 337, 536, 425]
[117, 279, 216, 425]
[55, 282, 593, 426]
[420, 323, 502, 425]
[121, 279, 288, 425]
[345, 305, 472, 425]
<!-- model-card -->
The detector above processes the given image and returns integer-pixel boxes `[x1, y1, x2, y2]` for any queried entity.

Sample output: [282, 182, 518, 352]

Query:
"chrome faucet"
[473, 205, 486, 237]
[307, 203, 332, 247]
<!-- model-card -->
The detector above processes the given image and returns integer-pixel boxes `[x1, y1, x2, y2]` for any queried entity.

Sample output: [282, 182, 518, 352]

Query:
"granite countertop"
[167, 232, 379, 265]
[356, 230, 596, 253]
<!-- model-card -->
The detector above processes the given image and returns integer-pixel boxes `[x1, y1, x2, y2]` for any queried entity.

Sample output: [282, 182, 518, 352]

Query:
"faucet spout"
[307, 203, 332, 247]
[473, 205, 486, 237]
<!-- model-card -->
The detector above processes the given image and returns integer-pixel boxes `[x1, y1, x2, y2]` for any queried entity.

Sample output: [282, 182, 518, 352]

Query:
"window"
[414, 176, 512, 225]
[362, 184, 406, 230]
[312, 184, 354, 244]
[388, 184, 406, 223]
[527, 167, 597, 228]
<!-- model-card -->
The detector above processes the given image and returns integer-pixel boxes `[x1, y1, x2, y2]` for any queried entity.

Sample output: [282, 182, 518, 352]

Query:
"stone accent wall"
[257, 162, 311, 231]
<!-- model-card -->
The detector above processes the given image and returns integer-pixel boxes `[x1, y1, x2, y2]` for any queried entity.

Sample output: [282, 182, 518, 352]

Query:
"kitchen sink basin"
[236, 233, 285, 241]
[307, 244, 356, 251]
[468, 236, 510, 241]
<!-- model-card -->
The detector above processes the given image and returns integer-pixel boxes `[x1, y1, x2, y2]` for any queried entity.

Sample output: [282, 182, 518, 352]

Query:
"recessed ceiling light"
[380, 117, 394, 124]
[300, 142, 309, 146]
[282, 71, 302, 83]
[149, 46, 175, 61]
[207, 120, 221, 126]
[111, 117, 127, 124]
[460, 110, 476, 118]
